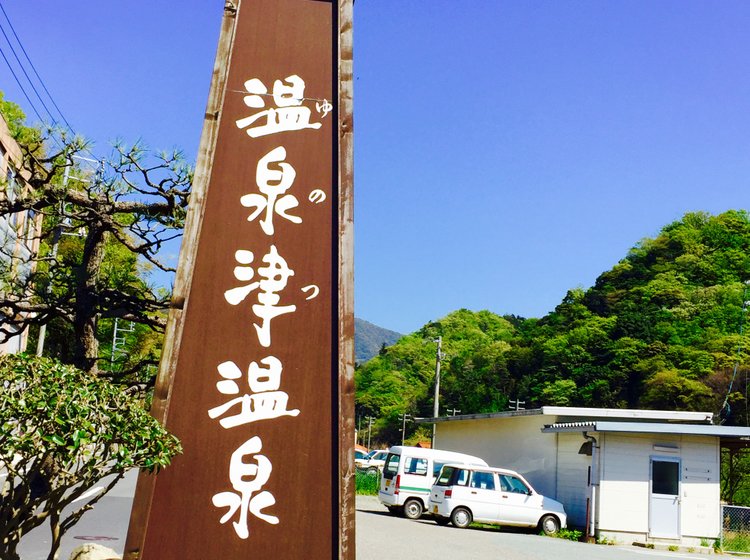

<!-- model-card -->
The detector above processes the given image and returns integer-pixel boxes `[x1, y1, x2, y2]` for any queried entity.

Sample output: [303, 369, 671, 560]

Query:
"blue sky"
[3, 1, 750, 334]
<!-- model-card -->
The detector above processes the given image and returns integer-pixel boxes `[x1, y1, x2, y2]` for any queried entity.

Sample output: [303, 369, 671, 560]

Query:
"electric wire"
[0, 18, 58, 127]
[0, 44, 44, 124]
[0, 1, 74, 133]
[0, 41, 66, 154]
[0, 1, 100, 162]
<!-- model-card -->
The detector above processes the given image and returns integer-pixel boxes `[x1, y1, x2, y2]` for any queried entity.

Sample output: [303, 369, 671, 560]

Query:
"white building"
[421, 406, 750, 547]
[0, 112, 40, 353]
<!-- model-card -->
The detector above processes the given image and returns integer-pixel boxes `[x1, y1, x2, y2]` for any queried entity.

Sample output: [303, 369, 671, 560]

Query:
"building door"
[649, 457, 680, 538]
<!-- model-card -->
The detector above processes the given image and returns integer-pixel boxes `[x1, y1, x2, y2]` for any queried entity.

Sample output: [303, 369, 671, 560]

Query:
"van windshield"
[383, 453, 400, 479]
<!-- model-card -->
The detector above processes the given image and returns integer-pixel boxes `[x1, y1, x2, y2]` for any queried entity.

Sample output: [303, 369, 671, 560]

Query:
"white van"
[378, 446, 488, 519]
[428, 463, 567, 534]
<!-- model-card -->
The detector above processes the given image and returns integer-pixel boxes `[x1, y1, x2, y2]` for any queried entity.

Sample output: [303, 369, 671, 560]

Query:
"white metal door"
[467, 471, 500, 521]
[497, 473, 543, 525]
[649, 457, 680, 538]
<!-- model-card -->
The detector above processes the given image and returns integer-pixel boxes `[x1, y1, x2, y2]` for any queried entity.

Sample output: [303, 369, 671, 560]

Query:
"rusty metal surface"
[125, 0, 353, 558]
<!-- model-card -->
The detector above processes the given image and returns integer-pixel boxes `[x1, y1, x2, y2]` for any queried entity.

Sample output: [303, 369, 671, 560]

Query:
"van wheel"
[451, 507, 472, 528]
[403, 499, 423, 520]
[539, 514, 560, 535]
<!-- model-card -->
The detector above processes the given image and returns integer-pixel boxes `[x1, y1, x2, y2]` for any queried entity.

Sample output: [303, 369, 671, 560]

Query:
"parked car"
[379, 446, 488, 519]
[355, 450, 388, 474]
[428, 464, 567, 534]
[355, 449, 368, 460]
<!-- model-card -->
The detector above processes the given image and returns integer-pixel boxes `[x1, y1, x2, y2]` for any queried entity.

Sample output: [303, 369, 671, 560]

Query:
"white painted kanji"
[212, 437, 279, 539]
[224, 246, 296, 347]
[241, 146, 302, 235]
[236, 75, 322, 137]
[208, 357, 300, 428]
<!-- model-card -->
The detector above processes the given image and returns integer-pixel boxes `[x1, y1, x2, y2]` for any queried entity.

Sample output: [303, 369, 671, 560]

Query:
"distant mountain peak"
[354, 317, 402, 364]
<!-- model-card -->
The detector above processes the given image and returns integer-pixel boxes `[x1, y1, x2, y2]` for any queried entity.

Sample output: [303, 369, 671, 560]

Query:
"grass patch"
[355, 471, 381, 495]
[722, 532, 750, 553]
[551, 528, 583, 541]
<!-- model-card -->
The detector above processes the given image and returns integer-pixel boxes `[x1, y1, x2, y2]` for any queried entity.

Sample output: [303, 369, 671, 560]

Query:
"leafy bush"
[548, 528, 583, 541]
[0, 354, 181, 560]
[355, 471, 381, 495]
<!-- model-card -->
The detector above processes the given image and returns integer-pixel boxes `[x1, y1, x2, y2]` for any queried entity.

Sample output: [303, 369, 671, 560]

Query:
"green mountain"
[356, 210, 750, 445]
[355, 318, 403, 364]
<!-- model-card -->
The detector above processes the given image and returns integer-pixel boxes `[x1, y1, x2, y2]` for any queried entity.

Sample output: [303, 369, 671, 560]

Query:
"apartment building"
[0, 112, 41, 353]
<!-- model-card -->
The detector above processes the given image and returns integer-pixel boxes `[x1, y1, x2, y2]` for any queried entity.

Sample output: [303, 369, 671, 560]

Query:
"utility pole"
[432, 336, 445, 447]
[366, 416, 374, 450]
[509, 399, 526, 411]
[399, 413, 412, 446]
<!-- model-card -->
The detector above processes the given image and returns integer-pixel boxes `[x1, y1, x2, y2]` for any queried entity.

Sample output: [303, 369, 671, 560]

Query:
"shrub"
[0, 354, 181, 560]
[355, 471, 381, 495]
[549, 528, 583, 541]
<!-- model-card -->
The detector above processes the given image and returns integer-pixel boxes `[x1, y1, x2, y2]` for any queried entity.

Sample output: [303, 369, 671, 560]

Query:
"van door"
[380, 452, 400, 497]
[399, 456, 431, 498]
[497, 473, 543, 525]
[466, 471, 500, 522]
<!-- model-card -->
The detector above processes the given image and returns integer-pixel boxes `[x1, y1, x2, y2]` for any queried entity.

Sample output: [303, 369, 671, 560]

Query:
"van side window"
[470, 471, 496, 491]
[404, 457, 428, 476]
[455, 469, 469, 486]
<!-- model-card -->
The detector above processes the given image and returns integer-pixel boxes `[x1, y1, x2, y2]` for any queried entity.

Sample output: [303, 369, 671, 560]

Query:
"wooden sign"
[124, 1, 354, 558]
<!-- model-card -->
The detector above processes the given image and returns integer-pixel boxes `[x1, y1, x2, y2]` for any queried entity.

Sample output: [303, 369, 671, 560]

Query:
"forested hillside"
[356, 210, 750, 445]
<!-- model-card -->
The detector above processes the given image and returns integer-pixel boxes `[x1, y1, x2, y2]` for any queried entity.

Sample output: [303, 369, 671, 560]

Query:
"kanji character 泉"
[235, 75, 322, 138]
[241, 146, 302, 235]
[208, 357, 300, 428]
[212, 436, 279, 539]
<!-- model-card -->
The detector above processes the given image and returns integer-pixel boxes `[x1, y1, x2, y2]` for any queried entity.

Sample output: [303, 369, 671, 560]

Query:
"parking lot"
[355, 496, 709, 560]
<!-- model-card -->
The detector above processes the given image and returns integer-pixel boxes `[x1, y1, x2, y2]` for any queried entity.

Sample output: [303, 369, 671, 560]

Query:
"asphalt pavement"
[17, 471, 137, 560]
[355, 495, 711, 560]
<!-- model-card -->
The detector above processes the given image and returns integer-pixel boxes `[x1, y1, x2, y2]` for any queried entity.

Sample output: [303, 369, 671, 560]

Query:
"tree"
[639, 369, 716, 411]
[0, 98, 191, 377]
[0, 353, 181, 560]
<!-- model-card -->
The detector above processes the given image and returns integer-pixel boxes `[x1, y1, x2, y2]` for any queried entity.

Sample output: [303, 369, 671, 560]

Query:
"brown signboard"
[124, 1, 354, 558]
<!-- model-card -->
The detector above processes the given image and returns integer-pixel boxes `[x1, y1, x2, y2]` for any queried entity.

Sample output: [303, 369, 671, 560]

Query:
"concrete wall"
[435, 415, 559, 498]
[598, 433, 719, 542]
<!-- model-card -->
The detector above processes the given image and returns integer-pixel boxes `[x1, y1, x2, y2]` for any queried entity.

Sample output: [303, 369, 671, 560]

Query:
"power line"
[0, 44, 44, 124]
[0, 2, 73, 132]
[0, 18, 57, 127]
[0, 1, 102, 163]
